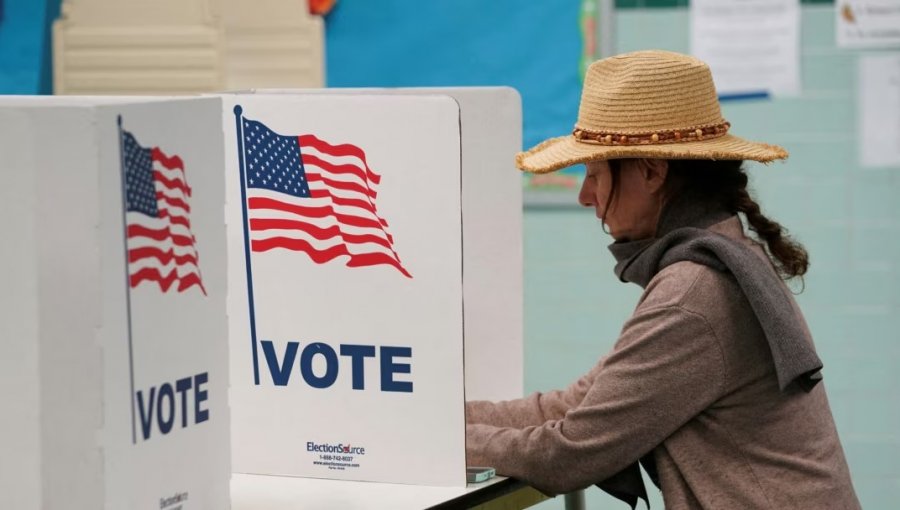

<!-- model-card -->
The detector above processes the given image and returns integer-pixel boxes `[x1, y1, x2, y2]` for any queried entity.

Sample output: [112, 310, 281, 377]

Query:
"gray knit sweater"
[465, 217, 860, 509]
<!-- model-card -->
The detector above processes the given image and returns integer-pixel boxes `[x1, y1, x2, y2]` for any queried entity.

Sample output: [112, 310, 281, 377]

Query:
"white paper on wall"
[859, 54, 900, 167]
[224, 94, 467, 486]
[691, 0, 801, 96]
[838, 0, 900, 48]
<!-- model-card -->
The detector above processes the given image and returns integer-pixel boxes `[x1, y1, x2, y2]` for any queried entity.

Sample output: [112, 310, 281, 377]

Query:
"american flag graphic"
[240, 117, 411, 278]
[121, 129, 207, 294]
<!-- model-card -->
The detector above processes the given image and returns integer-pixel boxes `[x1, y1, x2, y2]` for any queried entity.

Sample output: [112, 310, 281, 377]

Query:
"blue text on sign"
[260, 341, 413, 392]
[135, 372, 210, 441]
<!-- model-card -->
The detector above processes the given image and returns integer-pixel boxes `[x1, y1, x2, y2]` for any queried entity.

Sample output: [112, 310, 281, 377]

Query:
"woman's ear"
[641, 159, 668, 194]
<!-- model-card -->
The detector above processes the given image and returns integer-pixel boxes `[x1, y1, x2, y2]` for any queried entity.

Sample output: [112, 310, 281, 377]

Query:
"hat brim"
[516, 133, 788, 174]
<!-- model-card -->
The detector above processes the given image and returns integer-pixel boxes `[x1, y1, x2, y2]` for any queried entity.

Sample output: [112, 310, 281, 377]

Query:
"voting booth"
[222, 94, 469, 486]
[0, 90, 524, 501]
[234, 87, 525, 403]
[0, 97, 231, 509]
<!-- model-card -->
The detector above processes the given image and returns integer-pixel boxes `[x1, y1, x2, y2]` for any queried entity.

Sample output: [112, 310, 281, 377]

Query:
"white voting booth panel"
[0, 108, 42, 510]
[237, 87, 525, 403]
[223, 94, 467, 486]
[0, 97, 230, 509]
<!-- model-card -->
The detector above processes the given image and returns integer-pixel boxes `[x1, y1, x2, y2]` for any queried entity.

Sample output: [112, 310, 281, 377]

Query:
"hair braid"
[733, 186, 809, 279]
[664, 159, 810, 281]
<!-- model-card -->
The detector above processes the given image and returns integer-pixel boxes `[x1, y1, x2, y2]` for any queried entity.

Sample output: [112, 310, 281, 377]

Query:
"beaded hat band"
[516, 50, 788, 174]
[573, 121, 732, 146]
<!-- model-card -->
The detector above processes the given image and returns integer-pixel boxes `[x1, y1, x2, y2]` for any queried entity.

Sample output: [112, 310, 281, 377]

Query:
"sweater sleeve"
[465, 361, 604, 429]
[465, 305, 726, 495]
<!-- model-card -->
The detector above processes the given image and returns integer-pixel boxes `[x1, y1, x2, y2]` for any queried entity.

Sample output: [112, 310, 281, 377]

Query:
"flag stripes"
[122, 129, 207, 294]
[241, 117, 411, 278]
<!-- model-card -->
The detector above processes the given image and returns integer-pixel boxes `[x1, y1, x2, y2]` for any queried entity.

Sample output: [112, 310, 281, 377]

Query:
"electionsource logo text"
[307, 442, 366, 455]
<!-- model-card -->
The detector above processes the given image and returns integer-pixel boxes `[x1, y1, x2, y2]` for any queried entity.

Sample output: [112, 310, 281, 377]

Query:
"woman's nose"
[578, 180, 595, 207]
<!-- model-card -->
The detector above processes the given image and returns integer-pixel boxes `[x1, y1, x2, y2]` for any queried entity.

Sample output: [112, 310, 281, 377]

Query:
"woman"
[465, 51, 859, 509]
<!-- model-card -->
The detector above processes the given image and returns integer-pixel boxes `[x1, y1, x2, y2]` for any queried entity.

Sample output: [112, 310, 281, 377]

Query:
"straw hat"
[516, 50, 788, 174]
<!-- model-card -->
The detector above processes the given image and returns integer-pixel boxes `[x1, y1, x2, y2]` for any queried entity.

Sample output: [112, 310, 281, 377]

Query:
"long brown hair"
[602, 159, 809, 280]
[663, 159, 809, 280]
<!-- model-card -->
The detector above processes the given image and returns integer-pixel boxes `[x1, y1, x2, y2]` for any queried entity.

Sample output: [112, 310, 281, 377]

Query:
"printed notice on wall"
[859, 54, 900, 167]
[691, 0, 800, 97]
[838, 1, 900, 48]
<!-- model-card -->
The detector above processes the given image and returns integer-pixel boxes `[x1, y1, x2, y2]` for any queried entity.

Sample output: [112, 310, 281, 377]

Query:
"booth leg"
[564, 490, 586, 510]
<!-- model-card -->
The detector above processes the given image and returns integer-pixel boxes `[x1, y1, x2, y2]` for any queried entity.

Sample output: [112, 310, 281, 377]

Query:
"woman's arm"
[465, 304, 726, 495]
[465, 361, 605, 429]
